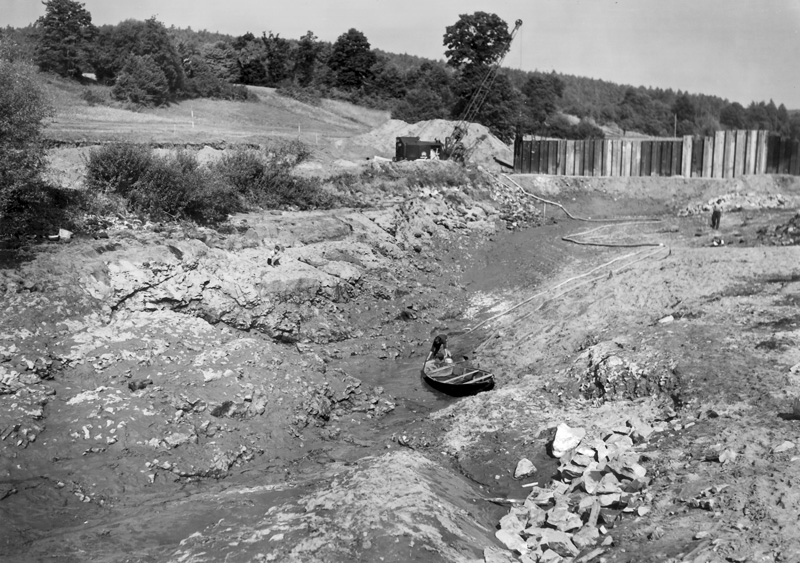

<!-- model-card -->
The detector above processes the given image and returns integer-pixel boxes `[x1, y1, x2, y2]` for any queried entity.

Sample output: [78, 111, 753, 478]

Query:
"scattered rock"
[551, 423, 586, 458]
[515, 458, 537, 479]
[773, 441, 795, 454]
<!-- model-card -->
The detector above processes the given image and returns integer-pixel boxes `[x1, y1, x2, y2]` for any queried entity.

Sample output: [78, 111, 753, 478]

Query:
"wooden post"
[790, 140, 800, 176]
[631, 140, 641, 177]
[744, 130, 757, 175]
[522, 140, 532, 173]
[653, 142, 663, 176]
[691, 136, 704, 177]
[612, 140, 622, 176]
[603, 140, 612, 176]
[621, 141, 631, 177]
[681, 136, 693, 177]
[756, 131, 768, 174]
[565, 140, 575, 176]
[782, 137, 793, 174]
[593, 140, 603, 176]
[548, 140, 558, 175]
[723, 131, 735, 178]
[583, 140, 593, 176]
[712, 131, 725, 178]
[702, 136, 714, 177]
[670, 140, 681, 176]
[641, 141, 652, 176]
[734, 130, 746, 177]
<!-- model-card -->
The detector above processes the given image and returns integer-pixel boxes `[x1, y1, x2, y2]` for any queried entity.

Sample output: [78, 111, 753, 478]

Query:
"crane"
[442, 18, 523, 163]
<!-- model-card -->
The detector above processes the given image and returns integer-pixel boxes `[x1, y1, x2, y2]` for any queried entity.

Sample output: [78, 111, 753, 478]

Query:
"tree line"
[2, 0, 799, 143]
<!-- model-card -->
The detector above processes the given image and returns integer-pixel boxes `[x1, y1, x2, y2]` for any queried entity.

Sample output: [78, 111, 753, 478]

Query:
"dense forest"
[2, 0, 800, 143]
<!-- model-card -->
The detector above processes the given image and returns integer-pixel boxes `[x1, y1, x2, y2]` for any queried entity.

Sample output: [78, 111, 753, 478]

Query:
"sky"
[3, 0, 800, 109]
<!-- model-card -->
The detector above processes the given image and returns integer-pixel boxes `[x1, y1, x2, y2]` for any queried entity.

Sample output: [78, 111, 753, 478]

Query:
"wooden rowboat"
[421, 360, 495, 396]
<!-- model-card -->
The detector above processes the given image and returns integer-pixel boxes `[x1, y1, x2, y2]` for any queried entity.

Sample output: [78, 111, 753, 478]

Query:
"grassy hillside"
[38, 73, 391, 145]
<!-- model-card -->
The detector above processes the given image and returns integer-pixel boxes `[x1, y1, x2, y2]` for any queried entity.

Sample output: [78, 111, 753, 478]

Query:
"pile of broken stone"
[494, 417, 658, 563]
[677, 192, 787, 217]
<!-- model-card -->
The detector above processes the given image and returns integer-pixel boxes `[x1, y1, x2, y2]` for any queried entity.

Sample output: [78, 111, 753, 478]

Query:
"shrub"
[0, 61, 55, 236]
[183, 55, 250, 101]
[0, 181, 85, 237]
[111, 55, 170, 106]
[124, 151, 209, 220]
[184, 172, 242, 224]
[84, 143, 154, 196]
[212, 141, 343, 211]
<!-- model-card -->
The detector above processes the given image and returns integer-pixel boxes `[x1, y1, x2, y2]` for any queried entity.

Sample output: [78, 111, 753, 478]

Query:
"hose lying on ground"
[463, 245, 669, 335]
[465, 173, 675, 337]
[561, 222, 666, 248]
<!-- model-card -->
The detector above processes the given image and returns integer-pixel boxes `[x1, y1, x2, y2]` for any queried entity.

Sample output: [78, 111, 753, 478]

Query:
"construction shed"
[395, 137, 443, 161]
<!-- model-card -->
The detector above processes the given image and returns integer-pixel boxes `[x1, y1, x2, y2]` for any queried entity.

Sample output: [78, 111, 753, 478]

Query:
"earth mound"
[341, 118, 513, 167]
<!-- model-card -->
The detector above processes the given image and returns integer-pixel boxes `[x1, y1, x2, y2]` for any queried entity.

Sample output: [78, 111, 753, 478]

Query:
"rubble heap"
[494, 417, 660, 563]
[570, 341, 681, 403]
[678, 192, 787, 217]
[756, 211, 800, 246]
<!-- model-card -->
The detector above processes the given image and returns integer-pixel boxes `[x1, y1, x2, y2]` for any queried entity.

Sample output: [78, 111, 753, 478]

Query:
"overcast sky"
[3, 0, 800, 109]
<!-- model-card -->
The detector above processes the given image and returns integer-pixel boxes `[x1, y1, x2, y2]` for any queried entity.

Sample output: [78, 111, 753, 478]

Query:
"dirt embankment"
[3, 170, 800, 563]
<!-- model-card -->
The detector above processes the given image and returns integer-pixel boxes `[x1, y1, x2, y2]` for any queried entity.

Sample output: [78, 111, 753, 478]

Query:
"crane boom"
[444, 18, 523, 162]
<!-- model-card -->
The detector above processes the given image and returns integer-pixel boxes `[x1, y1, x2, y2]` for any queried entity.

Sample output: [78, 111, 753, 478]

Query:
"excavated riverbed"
[3, 171, 800, 563]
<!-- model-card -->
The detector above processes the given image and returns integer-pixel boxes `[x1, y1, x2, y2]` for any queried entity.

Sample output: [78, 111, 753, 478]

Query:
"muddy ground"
[2, 165, 800, 563]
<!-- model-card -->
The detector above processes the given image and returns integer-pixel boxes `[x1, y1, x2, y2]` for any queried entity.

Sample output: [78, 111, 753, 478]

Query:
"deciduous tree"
[522, 73, 565, 127]
[111, 54, 170, 106]
[443, 12, 512, 70]
[34, 0, 96, 78]
[294, 31, 321, 87]
[328, 28, 376, 89]
[0, 61, 53, 233]
[93, 18, 184, 100]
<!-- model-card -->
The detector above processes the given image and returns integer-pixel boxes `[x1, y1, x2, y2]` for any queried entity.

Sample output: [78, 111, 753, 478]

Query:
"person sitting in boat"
[426, 335, 452, 365]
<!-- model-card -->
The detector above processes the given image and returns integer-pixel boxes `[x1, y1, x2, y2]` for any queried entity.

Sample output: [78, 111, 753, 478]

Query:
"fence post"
[691, 136, 703, 177]
[565, 140, 575, 176]
[744, 130, 757, 175]
[641, 141, 652, 176]
[723, 131, 735, 178]
[702, 136, 714, 177]
[681, 136, 693, 177]
[592, 141, 603, 176]
[631, 140, 641, 177]
[670, 140, 681, 176]
[734, 130, 746, 177]
[603, 140, 612, 176]
[712, 131, 725, 178]
[620, 141, 630, 177]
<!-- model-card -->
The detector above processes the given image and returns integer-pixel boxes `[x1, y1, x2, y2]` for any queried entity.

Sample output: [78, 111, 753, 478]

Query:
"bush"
[0, 181, 85, 237]
[84, 143, 154, 196]
[184, 173, 242, 224]
[84, 140, 345, 225]
[111, 55, 170, 106]
[183, 55, 250, 101]
[211, 141, 334, 211]
[0, 61, 55, 236]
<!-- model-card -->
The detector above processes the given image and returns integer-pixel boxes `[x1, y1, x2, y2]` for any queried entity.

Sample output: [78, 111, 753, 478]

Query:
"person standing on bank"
[711, 201, 723, 230]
